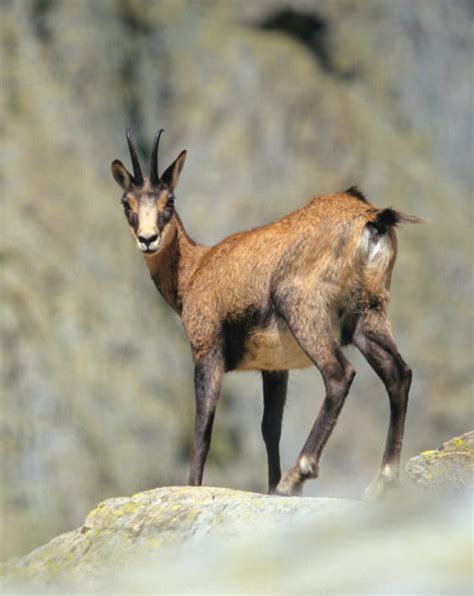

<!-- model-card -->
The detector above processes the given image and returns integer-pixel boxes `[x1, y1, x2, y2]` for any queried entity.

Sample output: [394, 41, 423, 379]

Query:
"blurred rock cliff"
[1, 0, 472, 559]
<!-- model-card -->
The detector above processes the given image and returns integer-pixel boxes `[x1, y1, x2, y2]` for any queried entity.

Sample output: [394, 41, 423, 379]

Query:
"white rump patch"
[362, 227, 392, 264]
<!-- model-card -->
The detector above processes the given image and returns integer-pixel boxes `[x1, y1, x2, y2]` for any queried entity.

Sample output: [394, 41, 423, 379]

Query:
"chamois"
[111, 129, 421, 499]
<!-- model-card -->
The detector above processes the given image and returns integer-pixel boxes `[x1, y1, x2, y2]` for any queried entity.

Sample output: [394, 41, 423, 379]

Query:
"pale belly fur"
[236, 319, 312, 371]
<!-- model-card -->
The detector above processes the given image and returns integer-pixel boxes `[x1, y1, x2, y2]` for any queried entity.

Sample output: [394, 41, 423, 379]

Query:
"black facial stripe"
[157, 213, 165, 231]
[158, 210, 171, 231]
[128, 211, 138, 231]
[157, 197, 174, 231]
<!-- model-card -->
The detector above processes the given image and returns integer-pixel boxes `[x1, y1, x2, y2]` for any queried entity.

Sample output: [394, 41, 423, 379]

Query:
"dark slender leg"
[188, 350, 224, 486]
[352, 309, 412, 499]
[261, 370, 288, 493]
[273, 309, 355, 495]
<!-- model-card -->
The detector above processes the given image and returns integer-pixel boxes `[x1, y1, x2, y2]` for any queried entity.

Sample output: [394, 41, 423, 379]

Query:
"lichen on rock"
[0, 487, 360, 589]
[405, 431, 474, 493]
[1, 485, 471, 595]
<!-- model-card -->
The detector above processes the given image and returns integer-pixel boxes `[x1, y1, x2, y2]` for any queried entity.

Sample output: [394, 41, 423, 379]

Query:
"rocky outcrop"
[405, 431, 474, 493]
[1, 487, 359, 588]
[1, 486, 471, 594]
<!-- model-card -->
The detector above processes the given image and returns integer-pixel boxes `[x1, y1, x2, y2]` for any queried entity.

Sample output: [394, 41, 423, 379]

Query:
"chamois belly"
[237, 319, 312, 371]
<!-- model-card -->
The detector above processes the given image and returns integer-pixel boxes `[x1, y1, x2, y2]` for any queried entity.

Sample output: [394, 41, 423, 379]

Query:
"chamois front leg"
[188, 348, 224, 486]
[261, 370, 288, 493]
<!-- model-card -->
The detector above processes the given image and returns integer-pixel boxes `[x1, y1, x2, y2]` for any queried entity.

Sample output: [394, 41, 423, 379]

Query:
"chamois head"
[111, 129, 187, 256]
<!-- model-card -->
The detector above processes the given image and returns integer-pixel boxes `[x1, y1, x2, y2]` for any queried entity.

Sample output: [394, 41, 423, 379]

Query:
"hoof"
[362, 470, 400, 501]
[274, 483, 303, 497]
[275, 465, 304, 497]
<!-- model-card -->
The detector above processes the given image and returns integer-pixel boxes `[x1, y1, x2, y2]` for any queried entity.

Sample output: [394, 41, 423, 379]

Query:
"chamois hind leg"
[188, 347, 224, 486]
[261, 370, 288, 493]
[275, 315, 356, 496]
[352, 308, 412, 500]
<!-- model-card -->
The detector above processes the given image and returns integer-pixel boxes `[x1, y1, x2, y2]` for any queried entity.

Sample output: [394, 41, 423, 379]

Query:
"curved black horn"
[150, 128, 164, 185]
[126, 128, 144, 185]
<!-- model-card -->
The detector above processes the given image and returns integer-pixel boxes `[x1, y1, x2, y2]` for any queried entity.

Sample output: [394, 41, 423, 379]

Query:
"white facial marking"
[135, 195, 161, 254]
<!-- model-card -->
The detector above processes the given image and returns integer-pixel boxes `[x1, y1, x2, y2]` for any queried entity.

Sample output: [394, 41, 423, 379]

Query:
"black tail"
[370, 208, 424, 233]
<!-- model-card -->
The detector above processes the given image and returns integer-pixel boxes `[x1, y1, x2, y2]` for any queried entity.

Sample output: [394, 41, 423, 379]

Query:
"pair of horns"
[126, 128, 164, 185]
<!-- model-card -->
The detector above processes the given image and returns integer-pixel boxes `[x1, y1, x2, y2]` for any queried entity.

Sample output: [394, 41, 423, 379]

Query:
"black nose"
[138, 234, 158, 246]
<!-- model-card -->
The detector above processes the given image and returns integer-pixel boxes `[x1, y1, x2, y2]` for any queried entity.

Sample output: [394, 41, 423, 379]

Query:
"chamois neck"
[144, 213, 207, 314]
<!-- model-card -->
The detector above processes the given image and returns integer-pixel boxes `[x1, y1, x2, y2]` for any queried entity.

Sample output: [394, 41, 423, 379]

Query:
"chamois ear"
[111, 159, 133, 190]
[161, 150, 187, 189]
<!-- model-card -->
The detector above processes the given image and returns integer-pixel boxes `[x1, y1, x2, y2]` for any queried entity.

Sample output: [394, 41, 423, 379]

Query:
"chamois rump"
[111, 129, 421, 499]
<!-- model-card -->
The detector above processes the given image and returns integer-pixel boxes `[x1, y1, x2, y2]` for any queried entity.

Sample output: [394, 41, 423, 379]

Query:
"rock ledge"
[405, 431, 474, 492]
[1, 486, 360, 587]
